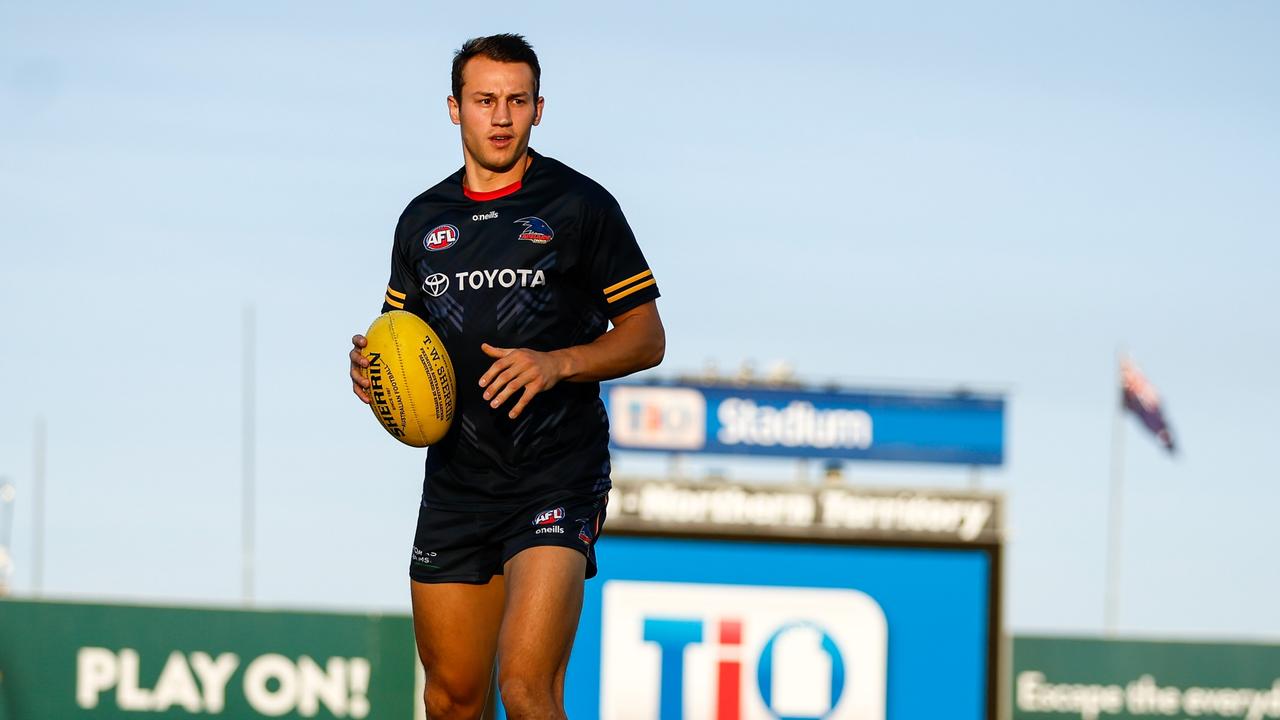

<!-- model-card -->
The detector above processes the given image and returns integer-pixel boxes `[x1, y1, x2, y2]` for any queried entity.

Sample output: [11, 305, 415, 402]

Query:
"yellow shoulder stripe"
[386, 286, 407, 300]
[602, 269, 653, 296]
[606, 278, 657, 304]
[384, 293, 405, 309]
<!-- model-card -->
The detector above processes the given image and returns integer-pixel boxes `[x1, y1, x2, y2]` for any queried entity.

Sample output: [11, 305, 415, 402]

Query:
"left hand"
[478, 343, 566, 419]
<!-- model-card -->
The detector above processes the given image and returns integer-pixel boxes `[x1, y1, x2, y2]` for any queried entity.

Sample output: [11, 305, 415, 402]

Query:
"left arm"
[479, 300, 665, 419]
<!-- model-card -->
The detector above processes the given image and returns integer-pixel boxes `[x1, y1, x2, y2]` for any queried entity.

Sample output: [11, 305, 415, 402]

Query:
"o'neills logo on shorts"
[533, 507, 566, 526]
[367, 353, 404, 438]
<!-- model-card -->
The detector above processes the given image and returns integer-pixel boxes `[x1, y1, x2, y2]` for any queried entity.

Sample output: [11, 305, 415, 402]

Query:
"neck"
[462, 150, 531, 193]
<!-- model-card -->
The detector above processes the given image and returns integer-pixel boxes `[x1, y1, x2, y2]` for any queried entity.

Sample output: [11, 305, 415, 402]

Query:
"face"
[448, 56, 543, 174]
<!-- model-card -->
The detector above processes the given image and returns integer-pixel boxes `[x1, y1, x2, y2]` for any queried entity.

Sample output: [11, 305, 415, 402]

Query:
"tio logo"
[607, 386, 707, 451]
[601, 581, 887, 720]
[644, 618, 845, 720]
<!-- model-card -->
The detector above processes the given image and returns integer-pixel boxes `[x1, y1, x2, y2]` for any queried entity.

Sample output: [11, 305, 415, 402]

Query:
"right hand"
[350, 334, 371, 404]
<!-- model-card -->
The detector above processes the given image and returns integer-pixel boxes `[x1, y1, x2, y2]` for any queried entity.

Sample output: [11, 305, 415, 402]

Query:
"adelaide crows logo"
[514, 216, 554, 244]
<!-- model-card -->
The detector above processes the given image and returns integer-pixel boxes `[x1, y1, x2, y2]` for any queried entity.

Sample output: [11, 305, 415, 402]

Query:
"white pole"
[0, 477, 14, 596]
[33, 417, 45, 596]
[242, 305, 256, 606]
[0, 479, 12, 545]
[1104, 354, 1126, 636]
[668, 453, 683, 482]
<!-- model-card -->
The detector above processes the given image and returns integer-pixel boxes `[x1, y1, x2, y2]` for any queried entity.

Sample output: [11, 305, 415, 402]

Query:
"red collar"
[463, 179, 522, 201]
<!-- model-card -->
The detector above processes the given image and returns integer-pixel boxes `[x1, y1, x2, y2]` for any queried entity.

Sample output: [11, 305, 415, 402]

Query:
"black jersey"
[380, 149, 660, 511]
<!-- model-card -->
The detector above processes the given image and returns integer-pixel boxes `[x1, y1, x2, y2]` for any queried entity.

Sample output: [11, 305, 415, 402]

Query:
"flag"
[1120, 355, 1176, 453]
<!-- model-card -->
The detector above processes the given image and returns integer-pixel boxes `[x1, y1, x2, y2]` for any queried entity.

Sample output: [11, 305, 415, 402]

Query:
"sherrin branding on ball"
[361, 311, 456, 447]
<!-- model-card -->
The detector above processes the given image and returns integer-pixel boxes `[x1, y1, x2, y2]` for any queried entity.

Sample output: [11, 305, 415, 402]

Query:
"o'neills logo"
[367, 353, 404, 437]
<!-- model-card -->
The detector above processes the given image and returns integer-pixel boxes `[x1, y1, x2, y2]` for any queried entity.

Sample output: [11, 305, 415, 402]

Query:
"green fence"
[1013, 636, 1280, 720]
[0, 598, 417, 719]
[13, 600, 1279, 720]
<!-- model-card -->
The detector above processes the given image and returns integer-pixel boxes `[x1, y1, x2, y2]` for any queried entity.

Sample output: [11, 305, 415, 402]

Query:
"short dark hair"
[451, 34, 541, 100]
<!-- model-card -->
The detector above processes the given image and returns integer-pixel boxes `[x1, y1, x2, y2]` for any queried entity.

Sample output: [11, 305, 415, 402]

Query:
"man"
[348, 34, 664, 719]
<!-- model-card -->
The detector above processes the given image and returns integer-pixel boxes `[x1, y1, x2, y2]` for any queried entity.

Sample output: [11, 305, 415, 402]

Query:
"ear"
[532, 96, 545, 127]
[447, 96, 461, 126]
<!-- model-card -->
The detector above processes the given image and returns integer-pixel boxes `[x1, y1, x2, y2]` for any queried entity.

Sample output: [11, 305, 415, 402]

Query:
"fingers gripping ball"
[361, 311, 456, 447]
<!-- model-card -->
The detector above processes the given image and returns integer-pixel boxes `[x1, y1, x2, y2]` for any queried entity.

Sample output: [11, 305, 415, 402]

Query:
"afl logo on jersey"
[424, 224, 460, 252]
[514, 217, 554, 244]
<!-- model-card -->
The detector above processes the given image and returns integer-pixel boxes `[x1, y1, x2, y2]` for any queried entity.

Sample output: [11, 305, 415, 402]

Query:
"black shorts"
[409, 492, 609, 584]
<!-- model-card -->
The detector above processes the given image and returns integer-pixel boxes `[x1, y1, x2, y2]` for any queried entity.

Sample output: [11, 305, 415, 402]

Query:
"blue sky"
[1, 1, 1278, 639]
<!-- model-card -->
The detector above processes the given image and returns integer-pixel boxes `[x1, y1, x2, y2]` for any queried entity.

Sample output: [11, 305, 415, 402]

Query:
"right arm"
[350, 218, 417, 405]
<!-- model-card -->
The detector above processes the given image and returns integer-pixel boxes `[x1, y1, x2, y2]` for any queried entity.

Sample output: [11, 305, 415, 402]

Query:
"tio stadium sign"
[600, 581, 887, 719]
[604, 382, 1005, 466]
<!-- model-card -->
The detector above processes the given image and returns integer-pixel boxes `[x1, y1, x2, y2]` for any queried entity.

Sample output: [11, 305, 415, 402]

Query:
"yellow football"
[361, 310, 456, 447]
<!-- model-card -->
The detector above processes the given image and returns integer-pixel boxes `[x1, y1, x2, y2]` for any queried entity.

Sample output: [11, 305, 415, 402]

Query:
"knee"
[423, 679, 488, 720]
[498, 673, 561, 720]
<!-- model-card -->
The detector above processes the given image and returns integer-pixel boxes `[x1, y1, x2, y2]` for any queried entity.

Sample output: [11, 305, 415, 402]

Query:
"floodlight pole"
[242, 305, 256, 606]
[1104, 355, 1126, 636]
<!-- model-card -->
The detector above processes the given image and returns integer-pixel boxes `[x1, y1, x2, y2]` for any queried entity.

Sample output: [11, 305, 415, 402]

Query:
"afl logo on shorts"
[533, 507, 566, 526]
[424, 224, 460, 252]
[514, 217, 554, 244]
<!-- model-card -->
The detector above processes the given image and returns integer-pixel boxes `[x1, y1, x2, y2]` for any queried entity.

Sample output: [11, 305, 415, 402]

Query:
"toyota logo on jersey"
[601, 581, 888, 720]
[424, 224, 460, 252]
[514, 216, 554, 244]
[422, 273, 449, 297]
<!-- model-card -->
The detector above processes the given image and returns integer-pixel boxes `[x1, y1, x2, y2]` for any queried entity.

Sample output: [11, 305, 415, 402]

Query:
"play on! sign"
[600, 581, 887, 720]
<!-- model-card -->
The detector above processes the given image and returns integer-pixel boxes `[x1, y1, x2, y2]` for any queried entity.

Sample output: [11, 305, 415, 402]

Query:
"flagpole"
[1104, 353, 1126, 636]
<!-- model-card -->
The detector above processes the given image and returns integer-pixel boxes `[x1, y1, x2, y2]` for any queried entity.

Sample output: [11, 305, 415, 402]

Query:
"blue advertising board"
[603, 382, 1005, 466]
[562, 535, 995, 720]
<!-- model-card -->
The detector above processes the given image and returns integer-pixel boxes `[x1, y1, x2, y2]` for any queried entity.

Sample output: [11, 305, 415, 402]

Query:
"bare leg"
[411, 577, 507, 719]
[496, 547, 587, 720]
